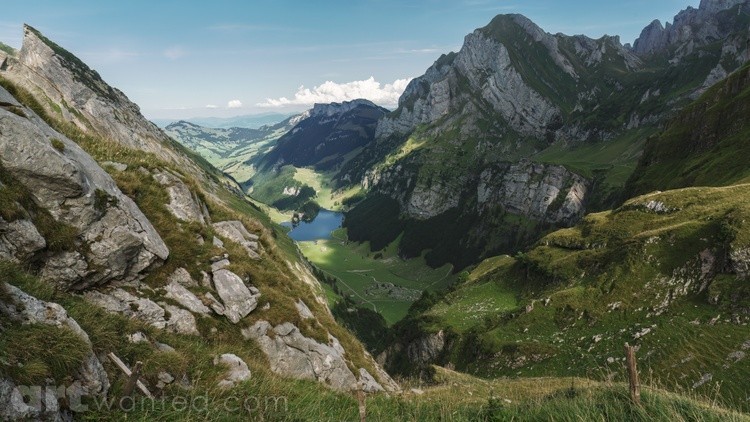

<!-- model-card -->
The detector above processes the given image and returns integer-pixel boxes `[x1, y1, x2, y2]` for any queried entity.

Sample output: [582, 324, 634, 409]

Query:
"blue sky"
[0, 0, 699, 119]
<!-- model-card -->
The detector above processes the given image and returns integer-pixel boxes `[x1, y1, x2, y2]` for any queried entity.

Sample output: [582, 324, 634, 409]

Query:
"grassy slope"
[628, 63, 750, 195]
[300, 229, 456, 325]
[406, 184, 750, 412]
[3, 263, 748, 420]
[0, 75, 384, 390]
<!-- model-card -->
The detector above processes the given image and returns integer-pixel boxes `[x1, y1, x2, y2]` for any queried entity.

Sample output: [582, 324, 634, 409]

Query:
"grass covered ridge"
[392, 184, 750, 412]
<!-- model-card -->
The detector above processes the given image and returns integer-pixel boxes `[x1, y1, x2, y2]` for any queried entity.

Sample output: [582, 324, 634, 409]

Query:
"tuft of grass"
[50, 137, 65, 152]
[0, 323, 89, 385]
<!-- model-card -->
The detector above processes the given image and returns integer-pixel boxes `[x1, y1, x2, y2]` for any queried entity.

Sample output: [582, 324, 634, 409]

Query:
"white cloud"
[227, 100, 243, 109]
[257, 77, 412, 108]
[163, 46, 186, 60]
[205, 104, 218, 109]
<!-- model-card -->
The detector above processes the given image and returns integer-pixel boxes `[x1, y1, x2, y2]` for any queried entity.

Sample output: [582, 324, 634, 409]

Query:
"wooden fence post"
[107, 352, 153, 399]
[624, 343, 641, 406]
[122, 361, 143, 398]
[357, 384, 366, 422]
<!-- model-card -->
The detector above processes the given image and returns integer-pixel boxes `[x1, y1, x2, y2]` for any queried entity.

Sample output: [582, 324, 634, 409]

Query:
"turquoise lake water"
[280, 209, 343, 241]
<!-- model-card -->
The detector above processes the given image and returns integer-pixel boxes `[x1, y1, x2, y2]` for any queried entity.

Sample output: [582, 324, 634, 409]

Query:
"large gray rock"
[212, 269, 260, 324]
[153, 171, 209, 225]
[0, 218, 46, 262]
[0, 283, 110, 416]
[378, 330, 447, 371]
[242, 321, 364, 392]
[213, 354, 252, 389]
[295, 299, 315, 320]
[0, 378, 60, 421]
[212, 221, 261, 259]
[358, 368, 384, 393]
[164, 280, 211, 315]
[0, 85, 169, 290]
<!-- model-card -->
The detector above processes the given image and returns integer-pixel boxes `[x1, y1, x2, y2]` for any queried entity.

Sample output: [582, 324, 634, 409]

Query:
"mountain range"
[3, 0, 750, 419]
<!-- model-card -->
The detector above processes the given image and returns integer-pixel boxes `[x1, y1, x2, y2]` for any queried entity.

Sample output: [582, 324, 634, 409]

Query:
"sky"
[0, 0, 701, 119]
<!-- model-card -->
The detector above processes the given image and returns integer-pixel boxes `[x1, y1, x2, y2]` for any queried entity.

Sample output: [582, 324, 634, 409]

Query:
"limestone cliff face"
[477, 162, 589, 225]
[0, 85, 168, 290]
[363, 158, 587, 224]
[2, 25, 195, 170]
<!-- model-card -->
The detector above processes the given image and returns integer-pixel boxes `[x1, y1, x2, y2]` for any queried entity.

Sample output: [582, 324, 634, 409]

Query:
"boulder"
[212, 269, 260, 324]
[164, 281, 210, 315]
[214, 354, 252, 389]
[358, 368, 384, 393]
[164, 304, 200, 336]
[0, 218, 46, 262]
[211, 259, 231, 272]
[203, 292, 226, 316]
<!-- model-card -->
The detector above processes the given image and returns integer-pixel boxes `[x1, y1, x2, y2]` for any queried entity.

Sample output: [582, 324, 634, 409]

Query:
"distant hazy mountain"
[153, 112, 295, 129]
[164, 115, 301, 183]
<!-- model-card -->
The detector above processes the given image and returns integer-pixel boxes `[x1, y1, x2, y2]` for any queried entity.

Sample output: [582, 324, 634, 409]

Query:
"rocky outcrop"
[243, 321, 360, 391]
[373, 14, 641, 143]
[358, 368, 384, 393]
[0, 283, 110, 418]
[1, 25, 192, 168]
[154, 170, 210, 225]
[377, 330, 448, 373]
[699, 0, 747, 14]
[730, 247, 750, 280]
[0, 84, 169, 290]
[632, 0, 750, 58]
[212, 221, 261, 259]
[85, 288, 199, 335]
[477, 162, 589, 224]
[295, 299, 315, 320]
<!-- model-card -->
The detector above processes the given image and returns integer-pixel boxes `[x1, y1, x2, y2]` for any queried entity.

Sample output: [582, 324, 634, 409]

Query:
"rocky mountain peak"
[309, 98, 380, 118]
[632, 0, 750, 57]
[20, 24, 114, 99]
[1, 25, 197, 170]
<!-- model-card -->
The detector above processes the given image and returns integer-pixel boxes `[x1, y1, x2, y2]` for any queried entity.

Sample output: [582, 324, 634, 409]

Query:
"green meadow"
[298, 229, 456, 325]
